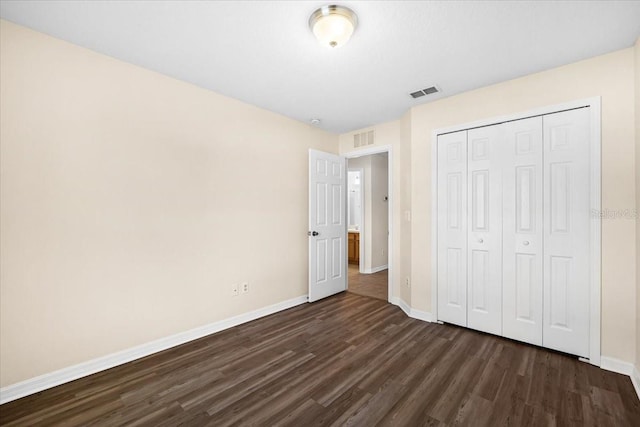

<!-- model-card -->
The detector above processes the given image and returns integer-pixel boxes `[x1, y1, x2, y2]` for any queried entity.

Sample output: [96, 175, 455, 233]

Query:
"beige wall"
[635, 37, 640, 370]
[399, 112, 413, 305]
[343, 48, 637, 363]
[0, 20, 338, 387]
[2, 17, 638, 391]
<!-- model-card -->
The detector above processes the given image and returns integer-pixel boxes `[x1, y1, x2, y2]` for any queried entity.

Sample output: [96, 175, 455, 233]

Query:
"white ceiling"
[1, 1, 639, 133]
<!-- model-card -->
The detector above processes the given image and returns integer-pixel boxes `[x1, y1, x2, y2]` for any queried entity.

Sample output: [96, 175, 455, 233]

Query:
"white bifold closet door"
[542, 108, 591, 358]
[467, 126, 503, 335]
[436, 107, 591, 359]
[502, 117, 544, 346]
[437, 130, 467, 327]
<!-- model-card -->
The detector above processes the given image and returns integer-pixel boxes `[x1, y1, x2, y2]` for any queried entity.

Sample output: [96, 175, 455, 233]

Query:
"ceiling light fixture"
[309, 5, 358, 48]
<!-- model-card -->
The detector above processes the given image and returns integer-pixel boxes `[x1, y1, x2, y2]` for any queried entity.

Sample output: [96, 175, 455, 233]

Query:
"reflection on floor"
[347, 264, 388, 301]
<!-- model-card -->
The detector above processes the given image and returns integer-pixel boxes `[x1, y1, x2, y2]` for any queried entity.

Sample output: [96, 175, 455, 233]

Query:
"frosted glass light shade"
[309, 5, 358, 48]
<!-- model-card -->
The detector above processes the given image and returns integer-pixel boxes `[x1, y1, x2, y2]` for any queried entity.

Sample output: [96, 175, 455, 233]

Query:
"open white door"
[309, 149, 347, 302]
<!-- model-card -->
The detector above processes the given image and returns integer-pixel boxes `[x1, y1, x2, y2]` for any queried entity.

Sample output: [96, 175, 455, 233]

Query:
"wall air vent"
[410, 85, 439, 99]
[354, 130, 374, 148]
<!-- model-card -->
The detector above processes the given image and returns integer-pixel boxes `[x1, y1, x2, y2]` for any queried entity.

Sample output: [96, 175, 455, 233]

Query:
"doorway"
[346, 152, 389, 301]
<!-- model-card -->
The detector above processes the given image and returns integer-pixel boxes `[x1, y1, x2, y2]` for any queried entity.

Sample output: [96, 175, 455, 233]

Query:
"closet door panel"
[467, 126, 502, 335]
[437, 131, 468, 326]
[543, 108, 590, 358]
[502, 117, 543, 346]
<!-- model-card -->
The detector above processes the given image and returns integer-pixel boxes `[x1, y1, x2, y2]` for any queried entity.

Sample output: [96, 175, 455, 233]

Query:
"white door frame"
[347, 168, 366, 273]
[344, 145, 393, 303]
[430, 97, 601, 366]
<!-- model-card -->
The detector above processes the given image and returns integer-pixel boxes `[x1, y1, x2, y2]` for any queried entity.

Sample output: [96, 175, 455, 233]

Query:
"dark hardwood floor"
[1, 293, 639, 426]
[347, 264, 388, 301]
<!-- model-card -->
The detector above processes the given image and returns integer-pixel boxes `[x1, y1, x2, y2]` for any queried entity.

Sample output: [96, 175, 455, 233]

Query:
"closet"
[436, 107, 592, 358]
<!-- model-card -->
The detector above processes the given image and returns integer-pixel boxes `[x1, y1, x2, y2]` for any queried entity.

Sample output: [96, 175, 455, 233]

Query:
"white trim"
[430, 97, 602, 366]
[632, 366, 640, 401]
[343, 145, 393, 304]
[431, 124, 439, 325]
[588, 99, 602, 367]
[0, 295, 308, 405]
[390, 297, 433, 323]
[391, 296, 411, 317]
[600, 356, 635, 375]
[431, 97, 600, 136]
[345, 144, 392, 158]
[363, 264, 388, 274]
[408, 307, 433, 323]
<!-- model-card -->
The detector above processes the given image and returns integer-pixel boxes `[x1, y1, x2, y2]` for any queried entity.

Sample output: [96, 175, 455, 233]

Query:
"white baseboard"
[362, 265, 388, 274]
[390, 296, 410, 317]
[0, 295, 308, 405]
[632, 365, 640, 401]
[409, 307, 433, 322]
[600, 356, 640, 401]
[390, 297, 433, 323]
[600, 356, 634, 375]
[4, 295, 632, 406]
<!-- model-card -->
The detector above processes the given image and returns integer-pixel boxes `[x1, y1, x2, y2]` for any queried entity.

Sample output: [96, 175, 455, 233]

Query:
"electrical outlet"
[241, 282, 249, 294]
[405, 277, 410, 288]
[232, 284, 239, 297]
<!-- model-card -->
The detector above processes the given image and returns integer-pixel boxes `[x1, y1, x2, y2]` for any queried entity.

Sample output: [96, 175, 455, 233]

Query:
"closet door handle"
[478, 238, 483, 243]
[523, 241, 530, 246]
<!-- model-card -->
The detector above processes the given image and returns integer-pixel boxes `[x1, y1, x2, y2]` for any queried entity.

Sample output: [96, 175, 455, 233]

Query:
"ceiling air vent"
[410, 85, 439, 99]
[354, 130, 374, 148]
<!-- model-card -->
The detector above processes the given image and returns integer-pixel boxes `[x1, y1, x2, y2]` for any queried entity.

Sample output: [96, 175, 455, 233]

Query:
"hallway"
[347, 264, 388, 301]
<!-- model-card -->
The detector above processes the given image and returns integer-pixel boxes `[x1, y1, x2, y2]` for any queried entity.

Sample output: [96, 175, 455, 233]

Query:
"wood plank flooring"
[1, 292, 639, 426]
[347, 265, 388, 301]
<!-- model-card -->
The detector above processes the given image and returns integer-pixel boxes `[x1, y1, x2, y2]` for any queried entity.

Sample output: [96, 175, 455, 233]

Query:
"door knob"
[308, 231, 319, 236]
[523, 241, 530, 246]
[478, 238, 483, 243]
